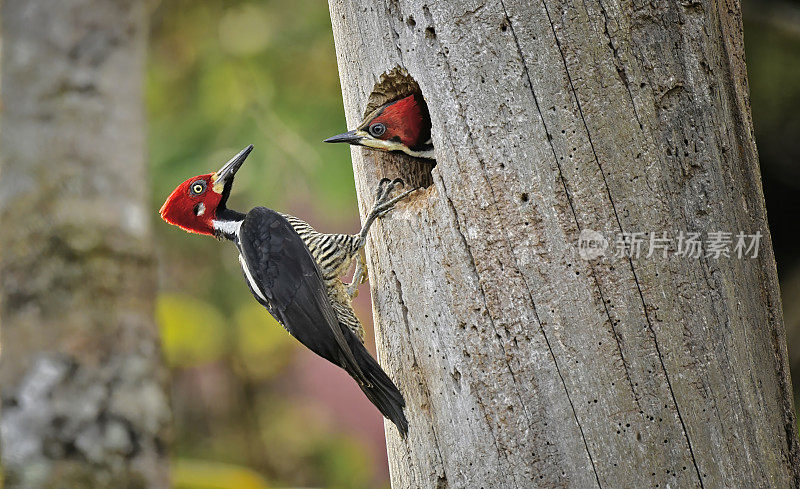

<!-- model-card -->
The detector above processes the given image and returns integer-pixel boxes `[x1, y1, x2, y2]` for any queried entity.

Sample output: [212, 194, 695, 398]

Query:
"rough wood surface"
[328, 0, 799, 487]
[0, 1, 170, 487]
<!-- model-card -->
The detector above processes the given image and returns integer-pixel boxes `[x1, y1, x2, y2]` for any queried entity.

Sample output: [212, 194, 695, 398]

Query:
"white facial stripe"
[360, 137, 435, 159]
[195, 202, 205, 216]
[359, 138, 406, 152]
[406, 147, 436, 159]
[212, 219, 242, 236]
[239, 253, 268, 303]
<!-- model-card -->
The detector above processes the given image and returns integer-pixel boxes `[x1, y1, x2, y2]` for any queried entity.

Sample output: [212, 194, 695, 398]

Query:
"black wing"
[236, 207, 408, 435]
[237, 207, 362, 376]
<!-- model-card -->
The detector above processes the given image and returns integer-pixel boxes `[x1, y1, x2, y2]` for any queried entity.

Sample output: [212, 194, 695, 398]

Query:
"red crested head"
[159, 145, 253, 237]
[324, 93, 434, 159]
[159, 173, 221, 236]
[366, 93, 428, 148]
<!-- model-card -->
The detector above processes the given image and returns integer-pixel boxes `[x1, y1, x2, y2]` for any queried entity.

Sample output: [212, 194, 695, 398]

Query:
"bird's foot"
[371, 178, 416, 218]
[352, 178, 418, 268]
[346, 282, 359, 300]
[346, 270, 367, 299]
[346, 250, 368, 300]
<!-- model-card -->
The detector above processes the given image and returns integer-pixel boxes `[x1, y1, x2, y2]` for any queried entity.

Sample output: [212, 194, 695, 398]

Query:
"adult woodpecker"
[159, 145, 413, 436]
[324, 93, 434, 159]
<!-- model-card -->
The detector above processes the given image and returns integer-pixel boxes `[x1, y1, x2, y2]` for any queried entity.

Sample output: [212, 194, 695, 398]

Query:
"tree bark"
[0, 1, 170, 488]
[328, 0, 799, 487]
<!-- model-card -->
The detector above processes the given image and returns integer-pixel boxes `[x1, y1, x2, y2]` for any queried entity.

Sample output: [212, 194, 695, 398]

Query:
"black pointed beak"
[215, 144, 253, 185]
[324, 130, 363, 145]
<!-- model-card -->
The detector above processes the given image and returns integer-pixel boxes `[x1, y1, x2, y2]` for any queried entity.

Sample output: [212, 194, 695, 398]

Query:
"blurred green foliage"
[147, 1, 383, 488]
[233, 302, 296, 379]
[172, 460, 271, 489]
[744, 13, 800, 188]
[158, 294, 228, 367]
[148, 0, 356, 221]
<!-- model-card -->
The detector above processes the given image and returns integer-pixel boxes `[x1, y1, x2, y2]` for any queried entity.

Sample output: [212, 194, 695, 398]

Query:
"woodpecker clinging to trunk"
[159, 145, 414, 436]
[324, 93, 434, 159]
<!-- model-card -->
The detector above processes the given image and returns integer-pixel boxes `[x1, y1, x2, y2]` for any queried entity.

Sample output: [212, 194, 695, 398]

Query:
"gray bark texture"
[328, 0, 799, 487]
[0, 1, 170, 488]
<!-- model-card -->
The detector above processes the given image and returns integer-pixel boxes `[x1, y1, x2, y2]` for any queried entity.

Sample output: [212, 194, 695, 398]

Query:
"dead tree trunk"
[328, 0, 799, 487]
[0, 1, 170, 487]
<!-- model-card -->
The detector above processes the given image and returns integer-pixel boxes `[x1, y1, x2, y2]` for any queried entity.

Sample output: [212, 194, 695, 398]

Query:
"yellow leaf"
[157, 294, 228, 367]
[172, 459, 270, 489]
[233, 302, 296, 379]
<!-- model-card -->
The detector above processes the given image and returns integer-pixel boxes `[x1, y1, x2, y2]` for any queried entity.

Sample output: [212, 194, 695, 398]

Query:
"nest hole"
[363, 66, 435, 190]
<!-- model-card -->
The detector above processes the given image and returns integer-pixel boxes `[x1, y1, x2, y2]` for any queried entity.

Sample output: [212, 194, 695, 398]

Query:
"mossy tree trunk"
[0, 1, 170, 487]
[328, 0, 799, 487]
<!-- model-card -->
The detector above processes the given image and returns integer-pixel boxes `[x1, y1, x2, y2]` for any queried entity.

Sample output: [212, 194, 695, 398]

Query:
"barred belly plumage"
[281, 213, 366, 342]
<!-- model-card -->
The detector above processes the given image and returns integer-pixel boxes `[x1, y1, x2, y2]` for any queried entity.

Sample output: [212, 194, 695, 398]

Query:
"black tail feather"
[345, 337, 408, 437]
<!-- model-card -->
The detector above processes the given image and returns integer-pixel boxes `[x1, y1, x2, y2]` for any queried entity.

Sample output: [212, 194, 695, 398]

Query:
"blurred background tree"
[102, 0, 800, 487]
[0, 0, 170, 487]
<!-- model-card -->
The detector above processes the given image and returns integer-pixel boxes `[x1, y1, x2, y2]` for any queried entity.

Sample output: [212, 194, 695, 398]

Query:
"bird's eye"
[190, 180, 207, 195]
[369, 123, 386, 137]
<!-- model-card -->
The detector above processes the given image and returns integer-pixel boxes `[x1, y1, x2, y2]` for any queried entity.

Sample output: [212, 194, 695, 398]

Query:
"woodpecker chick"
[325, 93, 434, 159]
[159, 145, 414, 436]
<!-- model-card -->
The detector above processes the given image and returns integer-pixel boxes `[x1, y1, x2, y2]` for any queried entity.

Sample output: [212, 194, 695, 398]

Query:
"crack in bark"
[494, 2, 613, 486]
[435, 174, 528, 489]
[697, 254, 763, 483]
[536, 0, 706, 485]
[420, 9, 541, 461]
[382, 0, 405, 60]
[712, 3, 800, 480]
[594, 0, 644, 130]
[436, 93, 541, 446]
[444, 68, 599, 487]
[389, 266, 449, 486]
[500, 1, 642, 417]
[422, 14, 582, 485]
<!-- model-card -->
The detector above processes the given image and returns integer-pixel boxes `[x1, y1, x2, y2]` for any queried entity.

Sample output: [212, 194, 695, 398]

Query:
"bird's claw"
[372, 177, 413, 213]
[345, 273, 366, 299]
[346, 251, 369, 300]
[376, 178, 392, 199]
[375, 178, 406, 206]
[357, 177, 417, 243]
[346, 283, 359, 300]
